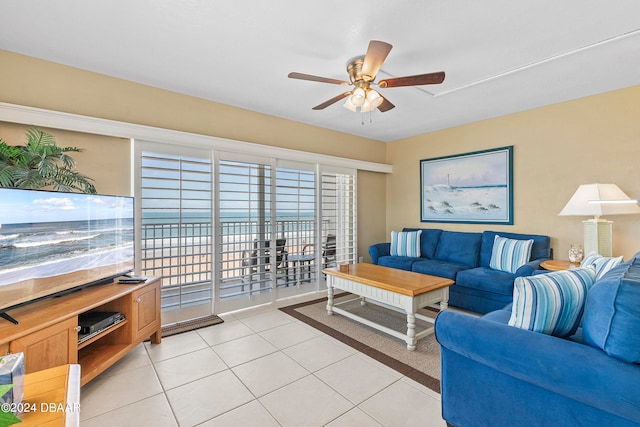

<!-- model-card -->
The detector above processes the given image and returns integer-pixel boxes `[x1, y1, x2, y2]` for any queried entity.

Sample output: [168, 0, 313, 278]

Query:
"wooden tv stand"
[0, 277, 161, 386]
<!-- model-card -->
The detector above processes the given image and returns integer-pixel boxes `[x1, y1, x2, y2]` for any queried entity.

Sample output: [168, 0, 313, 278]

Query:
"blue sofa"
[435, 257, 640, 427]
[369, 228, 551, 313]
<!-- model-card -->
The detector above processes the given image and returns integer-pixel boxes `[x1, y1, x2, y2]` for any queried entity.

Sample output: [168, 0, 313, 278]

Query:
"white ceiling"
[1, 1, 640, 142]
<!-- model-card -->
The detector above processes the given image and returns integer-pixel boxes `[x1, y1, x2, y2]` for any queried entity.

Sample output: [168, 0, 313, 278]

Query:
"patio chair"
[321, 234, 337, 269]
[297, 234, 337, 281]
[241, 238, 289, 287]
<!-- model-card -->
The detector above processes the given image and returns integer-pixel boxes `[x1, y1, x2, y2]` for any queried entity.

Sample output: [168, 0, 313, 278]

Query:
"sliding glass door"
[216, 154, 276, 312]
[215, 154, 318, 312]
[320, 167, 358, 268]
[135, 143, 358, 316]
[274, 161, 317, 300]
[135, 142, 214, 325]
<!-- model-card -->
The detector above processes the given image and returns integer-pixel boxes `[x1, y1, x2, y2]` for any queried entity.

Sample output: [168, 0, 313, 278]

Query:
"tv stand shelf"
[0, 277, 161, 386]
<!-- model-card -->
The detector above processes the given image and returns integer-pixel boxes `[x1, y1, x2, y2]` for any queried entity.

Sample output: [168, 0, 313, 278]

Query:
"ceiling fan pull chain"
[361, 110, 365, 126]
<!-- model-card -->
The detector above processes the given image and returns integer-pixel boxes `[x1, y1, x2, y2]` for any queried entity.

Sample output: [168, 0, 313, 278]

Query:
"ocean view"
[0, 218, 134, 285]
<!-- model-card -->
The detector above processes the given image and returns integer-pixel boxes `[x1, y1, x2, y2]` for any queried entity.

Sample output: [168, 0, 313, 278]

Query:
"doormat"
[161, 314, 224, 338]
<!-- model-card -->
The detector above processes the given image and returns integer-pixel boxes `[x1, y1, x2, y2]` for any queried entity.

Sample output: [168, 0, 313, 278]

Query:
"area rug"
[161, 314, 224, 337]
[280, 293, 441, 393]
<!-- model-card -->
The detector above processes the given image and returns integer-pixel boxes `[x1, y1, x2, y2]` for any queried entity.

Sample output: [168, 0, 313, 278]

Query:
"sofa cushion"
[403, 227, 442, 259]
[377, 255, 421, 271]
[411, 259, 469, 280]
[456, 267, 516, 296]
[582, 261, 640, 363]
[489, 235, 534, 274]
[434, 231, 482, 267]
[448, 284, 513, 314]
[509, 267, 596, 337]
[390, 230, 421, 257]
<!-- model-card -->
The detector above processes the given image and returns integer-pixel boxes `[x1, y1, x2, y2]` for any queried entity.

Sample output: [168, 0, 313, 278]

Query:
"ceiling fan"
[288, 40, 445, 113]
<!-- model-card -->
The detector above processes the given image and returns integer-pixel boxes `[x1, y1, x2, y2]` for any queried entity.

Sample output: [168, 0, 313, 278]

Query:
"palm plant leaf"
[0, 127, 96, 193]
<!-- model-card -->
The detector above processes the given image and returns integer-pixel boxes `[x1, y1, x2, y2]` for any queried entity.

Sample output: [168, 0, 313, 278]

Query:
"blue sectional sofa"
[369, 228, 551, 313]
[435, 255, 640, 427]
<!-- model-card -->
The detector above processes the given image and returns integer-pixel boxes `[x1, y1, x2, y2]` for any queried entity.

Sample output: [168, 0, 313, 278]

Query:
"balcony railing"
[140, 218, 328, 308]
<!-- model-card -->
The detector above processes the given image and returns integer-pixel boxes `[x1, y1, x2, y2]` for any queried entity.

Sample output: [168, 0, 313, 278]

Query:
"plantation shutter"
[136, 143, 213, 325]
[216, 156, 274, 309]
[321, 169, 357, 266]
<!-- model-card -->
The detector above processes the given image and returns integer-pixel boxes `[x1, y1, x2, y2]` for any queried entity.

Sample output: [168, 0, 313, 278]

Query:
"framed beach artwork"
[420, 146, 513, 224]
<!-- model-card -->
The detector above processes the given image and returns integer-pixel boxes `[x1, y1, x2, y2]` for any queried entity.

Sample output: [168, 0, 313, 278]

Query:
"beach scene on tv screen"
[0, 190, 134, 288]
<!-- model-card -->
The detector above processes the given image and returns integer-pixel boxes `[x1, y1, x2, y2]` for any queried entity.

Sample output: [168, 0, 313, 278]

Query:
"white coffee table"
[323, 263, 453, 350]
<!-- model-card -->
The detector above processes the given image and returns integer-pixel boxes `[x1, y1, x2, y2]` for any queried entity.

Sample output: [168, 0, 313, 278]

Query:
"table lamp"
[558, 183, 640, 257]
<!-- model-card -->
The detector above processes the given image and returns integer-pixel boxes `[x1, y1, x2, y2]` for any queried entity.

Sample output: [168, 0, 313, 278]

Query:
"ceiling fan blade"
[312, 92, 352, 110]
[378, 71, 445, 88]
[288, 72, 350, 86]
[361, 40, 393, 80]
[377, 97, 395, 112]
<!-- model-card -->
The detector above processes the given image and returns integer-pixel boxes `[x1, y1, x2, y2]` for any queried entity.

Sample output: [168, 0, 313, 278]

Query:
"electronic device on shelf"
[77, 311, 125, 344]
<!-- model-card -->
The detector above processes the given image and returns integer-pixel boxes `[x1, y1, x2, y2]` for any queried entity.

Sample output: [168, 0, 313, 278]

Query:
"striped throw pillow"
[580, 251, 624, 279]
[509, 267, 596, 337]
[489, 235, 534, 274]
[581, 251, 601, 268]
[592, 255, 623, 279]
[390, 230, 422, 257]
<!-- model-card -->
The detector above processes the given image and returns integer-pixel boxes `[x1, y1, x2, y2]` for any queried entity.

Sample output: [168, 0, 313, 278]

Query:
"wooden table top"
[323, 263, 454, 297]
[17, 364, 80, 426]
[540, 259, 581, 271]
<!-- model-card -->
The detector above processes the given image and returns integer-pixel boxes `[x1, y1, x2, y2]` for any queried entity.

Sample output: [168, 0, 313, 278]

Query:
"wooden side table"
[540, 260, 581, 271]
[17, 364, 80, 426]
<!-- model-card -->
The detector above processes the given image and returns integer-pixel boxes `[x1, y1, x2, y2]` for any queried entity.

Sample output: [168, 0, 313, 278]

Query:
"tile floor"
[79, 292, 447, 426]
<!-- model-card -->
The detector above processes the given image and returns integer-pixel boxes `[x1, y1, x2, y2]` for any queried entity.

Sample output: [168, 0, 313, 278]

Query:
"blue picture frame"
[420, 146, 514, 224]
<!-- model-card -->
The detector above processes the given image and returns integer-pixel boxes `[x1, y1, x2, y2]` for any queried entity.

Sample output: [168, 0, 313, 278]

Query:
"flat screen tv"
[0, 188, 134, 324]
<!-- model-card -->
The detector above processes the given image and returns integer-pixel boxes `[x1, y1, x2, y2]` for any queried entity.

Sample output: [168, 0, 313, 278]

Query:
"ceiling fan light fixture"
[366, 89, 383, 109]
[350, 87, 366, 107]
[343, 96, 357, 112]
[361, 99, 374, 113]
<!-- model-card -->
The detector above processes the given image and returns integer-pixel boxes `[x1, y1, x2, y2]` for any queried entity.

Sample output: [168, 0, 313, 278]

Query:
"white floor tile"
[315, 354, 400, 404]
[258, 321, 320, 349]
[325, 407, 384, 427]
[198, 400, 280, 427]
[81, 393, 177, 427]
[232, 351, 309, 397]
[283, 335, 355, 372]
[80, 298, 447, 427]
[165, 370, 254, 426]
[260, 375, 352, 427]
[80, 364, 163, 420]
[196, 319, 255, 346]
[239, 310, 294, 332]
[212, 333, 278, 367]
[359, 380, 446, 427]
[154, 347, 228, 390]
[145, 330, 208, 363]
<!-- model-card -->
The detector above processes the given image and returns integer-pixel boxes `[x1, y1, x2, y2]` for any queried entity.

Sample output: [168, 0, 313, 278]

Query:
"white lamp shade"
[350, 88, 365, 107]
[361, 98, 374, 113]
[366, 89, 383, 109]
[343, 96, 357, 112]
[558, 183, 640, 217]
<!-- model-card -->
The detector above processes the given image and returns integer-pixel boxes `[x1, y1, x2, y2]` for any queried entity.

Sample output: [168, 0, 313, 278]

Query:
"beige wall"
[0, 122, 130, 196]
[0, 49, 388, 260]
[386, 85, 640, 259]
